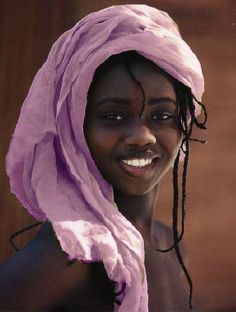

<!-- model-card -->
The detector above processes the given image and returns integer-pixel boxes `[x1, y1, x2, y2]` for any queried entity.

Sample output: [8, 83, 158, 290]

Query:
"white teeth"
[122, 158, 153, 167]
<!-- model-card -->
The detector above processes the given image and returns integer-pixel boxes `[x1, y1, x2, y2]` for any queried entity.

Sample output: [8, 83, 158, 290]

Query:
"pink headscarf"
[6, 5, 204, 311]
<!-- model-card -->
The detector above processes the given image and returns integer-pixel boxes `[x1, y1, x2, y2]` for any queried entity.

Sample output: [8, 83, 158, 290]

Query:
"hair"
[10, 51, 207, 309]
[168, 80, 207, 309]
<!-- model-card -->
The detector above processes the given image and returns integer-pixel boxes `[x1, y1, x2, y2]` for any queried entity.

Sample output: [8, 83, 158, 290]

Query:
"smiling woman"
[0, 4, 207, 312]
[84, 52, 181, 196]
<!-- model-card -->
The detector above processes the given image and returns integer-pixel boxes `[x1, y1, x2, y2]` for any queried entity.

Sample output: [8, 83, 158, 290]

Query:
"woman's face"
[84, 57, 182, 195]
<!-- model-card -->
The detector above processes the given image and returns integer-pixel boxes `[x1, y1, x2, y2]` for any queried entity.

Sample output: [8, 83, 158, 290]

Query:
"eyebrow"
[149, 97, 176, 106]
[96, 96, 176, 107]
[96, 97, 130, 107]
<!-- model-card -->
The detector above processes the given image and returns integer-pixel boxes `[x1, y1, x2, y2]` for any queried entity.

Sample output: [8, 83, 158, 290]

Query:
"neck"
[113, 185, 159, 236]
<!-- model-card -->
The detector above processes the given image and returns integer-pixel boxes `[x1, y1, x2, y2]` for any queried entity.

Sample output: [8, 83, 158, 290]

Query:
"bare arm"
[0, 222, 90, 311]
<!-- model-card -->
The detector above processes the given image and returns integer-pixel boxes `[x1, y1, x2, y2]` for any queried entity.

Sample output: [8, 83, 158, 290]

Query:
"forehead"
[88, 58, 176, 101]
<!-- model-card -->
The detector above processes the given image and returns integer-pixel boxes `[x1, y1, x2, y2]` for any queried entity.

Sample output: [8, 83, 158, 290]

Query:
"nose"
[124, 122, 156, 147]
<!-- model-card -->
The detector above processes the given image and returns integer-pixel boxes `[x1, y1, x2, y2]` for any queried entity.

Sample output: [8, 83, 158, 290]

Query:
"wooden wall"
[0, 0, 235, 310]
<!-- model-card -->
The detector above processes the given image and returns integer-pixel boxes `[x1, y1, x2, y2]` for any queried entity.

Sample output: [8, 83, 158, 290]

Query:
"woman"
[0, 4, 206, 311]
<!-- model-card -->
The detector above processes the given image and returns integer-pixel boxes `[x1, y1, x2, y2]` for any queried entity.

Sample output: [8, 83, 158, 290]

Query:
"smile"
[121, 158, 153, 167]
[119, 156, 160, 178]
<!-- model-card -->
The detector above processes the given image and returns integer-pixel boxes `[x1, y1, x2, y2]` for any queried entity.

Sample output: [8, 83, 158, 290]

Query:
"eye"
[103, 112, 124, 121]
[152, 112, 173, 121]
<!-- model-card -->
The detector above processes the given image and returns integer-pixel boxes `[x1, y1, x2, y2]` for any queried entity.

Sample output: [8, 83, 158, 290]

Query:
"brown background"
[0, 0, 235, 310]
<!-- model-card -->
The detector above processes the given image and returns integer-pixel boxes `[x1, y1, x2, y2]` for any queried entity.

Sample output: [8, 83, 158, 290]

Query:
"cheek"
[85, 130, 103, 158]
[157, 127, 182, 156]
[84, 123, 115, 161]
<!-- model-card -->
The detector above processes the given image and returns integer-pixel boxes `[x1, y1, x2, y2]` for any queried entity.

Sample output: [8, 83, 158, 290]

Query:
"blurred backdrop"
[0, 0, 235, 310]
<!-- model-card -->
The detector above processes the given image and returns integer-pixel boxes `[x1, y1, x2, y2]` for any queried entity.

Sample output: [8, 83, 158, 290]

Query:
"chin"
[113, 183, 159, 196]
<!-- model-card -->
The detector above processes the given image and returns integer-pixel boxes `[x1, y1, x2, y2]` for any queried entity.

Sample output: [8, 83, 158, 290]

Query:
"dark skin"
[0, 57, 191, 311]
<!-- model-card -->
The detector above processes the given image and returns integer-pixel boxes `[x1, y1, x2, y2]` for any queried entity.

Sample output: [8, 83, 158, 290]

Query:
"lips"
[118, 151, 160, 177]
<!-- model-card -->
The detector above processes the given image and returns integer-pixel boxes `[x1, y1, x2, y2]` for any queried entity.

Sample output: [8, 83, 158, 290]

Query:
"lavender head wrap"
[6, 5, 204, 311]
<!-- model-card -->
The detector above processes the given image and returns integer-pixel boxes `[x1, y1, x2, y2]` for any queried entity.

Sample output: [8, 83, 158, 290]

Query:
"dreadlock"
[9, 222, 76, 267]
[155, 81, 207, 309]
[9, 222, 43, 251]
[120, 52, 207, 309]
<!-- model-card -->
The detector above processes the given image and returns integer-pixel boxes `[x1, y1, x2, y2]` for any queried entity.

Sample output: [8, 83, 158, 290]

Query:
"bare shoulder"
[152, 220, 187, 261]
[0, 222, 91, 311]
[152, 220, 174, 248]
